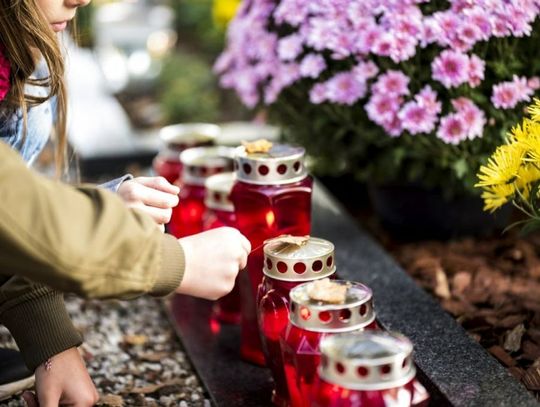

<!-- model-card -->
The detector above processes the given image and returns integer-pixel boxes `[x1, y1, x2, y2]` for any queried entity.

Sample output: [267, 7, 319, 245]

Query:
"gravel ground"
[1, 296, 211, 406]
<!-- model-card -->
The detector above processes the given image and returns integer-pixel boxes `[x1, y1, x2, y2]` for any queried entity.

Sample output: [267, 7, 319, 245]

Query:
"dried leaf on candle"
[242, 139, 273, 154]
[307, 278, 347, 304]
[265, 235, 310, 253]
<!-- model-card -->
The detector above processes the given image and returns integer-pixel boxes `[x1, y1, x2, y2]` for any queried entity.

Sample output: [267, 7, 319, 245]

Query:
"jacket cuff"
[1, 292, 82, 371]
[150, 234, 185, 297]
[98, 174, 133, 193]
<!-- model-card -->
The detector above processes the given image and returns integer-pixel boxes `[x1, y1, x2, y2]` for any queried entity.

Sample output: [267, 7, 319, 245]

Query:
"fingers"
[120, 180, 179, 209]
[129, 203, 173, 224]
[22, 392, 38, 407]
[134, 177, 180, 195]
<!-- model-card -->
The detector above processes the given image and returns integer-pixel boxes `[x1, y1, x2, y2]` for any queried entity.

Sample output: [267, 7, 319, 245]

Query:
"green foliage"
[158, 52, 221, 123]
[171, 0, 225, 58]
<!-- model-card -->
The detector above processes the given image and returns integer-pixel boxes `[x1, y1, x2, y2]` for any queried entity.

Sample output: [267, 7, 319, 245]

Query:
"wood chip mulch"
[382, 230, 540, 397]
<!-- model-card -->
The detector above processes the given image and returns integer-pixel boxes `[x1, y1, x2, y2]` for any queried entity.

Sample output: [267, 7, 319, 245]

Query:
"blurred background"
[62, 0, 249, 180]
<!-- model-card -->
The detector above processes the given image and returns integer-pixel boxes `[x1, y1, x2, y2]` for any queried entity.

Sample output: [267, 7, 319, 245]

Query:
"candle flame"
[265, 210, 275, 227]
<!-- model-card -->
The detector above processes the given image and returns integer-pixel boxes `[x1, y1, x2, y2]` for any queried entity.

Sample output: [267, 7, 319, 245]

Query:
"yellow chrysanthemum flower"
[515, 164, 540, 198]
[481, 183, 516, 212]
[476, 144, 525, 188]
[527, 98, 540, 123]
[213, 0, 241, 27]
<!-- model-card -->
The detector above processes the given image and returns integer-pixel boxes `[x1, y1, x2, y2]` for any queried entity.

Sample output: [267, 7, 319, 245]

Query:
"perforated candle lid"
[234, 142, 307, 185]
[159, 123, 219, 150]
[180, 147, 235, 186]
[263, 236, 335, 281]
[205, 172, 235, 212]
[319, 331, 416, 391]
[289, 280, 375, 333]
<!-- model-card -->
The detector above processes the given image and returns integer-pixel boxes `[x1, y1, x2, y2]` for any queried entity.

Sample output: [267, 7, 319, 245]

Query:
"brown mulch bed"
[378, 229, 540, 396]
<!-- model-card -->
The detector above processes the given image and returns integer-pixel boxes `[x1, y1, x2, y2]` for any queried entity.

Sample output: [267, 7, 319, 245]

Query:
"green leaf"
[452, 158, 469, 179]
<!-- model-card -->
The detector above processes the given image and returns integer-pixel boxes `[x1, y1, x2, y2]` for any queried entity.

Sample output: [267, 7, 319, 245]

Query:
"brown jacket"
[0, 141, 185, 370]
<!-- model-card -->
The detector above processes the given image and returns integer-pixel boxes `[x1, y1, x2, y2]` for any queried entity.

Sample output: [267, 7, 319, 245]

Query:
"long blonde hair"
[0, 0, 68, 174]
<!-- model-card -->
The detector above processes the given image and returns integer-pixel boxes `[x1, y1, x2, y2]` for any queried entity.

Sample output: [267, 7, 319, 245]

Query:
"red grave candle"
[231, 143, 313, 366]
[168, 147, 234, 238]
[282, 281, 378, 407]
[203, 172, 241, 324]
[258, 236, 336, 407]
[153, 123, 219, 185]
[313, 332, 429, 407]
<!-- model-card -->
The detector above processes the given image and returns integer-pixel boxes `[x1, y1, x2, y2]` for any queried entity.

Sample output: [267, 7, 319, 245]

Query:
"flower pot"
[367, 182, 512, 240]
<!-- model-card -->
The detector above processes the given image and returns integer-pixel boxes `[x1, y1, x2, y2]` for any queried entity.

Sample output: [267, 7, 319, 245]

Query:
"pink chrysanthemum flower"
[278, 34, 304, 61]
[398, 101, 438, 135]
[372, 70, 410, 97]
[353, 61, 379, 81]
[416, 85, 442, 115]
[309, 83, 327, 104]
[491, 76, 534, 110]
[365, 93, 403, 126]
[491, 81, 520, 109]
[452, 97, 486, 140]
[325, 71, 366, 106]
[437, 114, 469, 145]
[467, 54, 485, 88]
[300, 54, 326, 78]
[431, 50, 470, 89]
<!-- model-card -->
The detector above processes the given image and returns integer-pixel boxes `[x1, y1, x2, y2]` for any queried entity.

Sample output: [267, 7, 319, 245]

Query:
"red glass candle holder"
[231, 143, 313, 366]
[169, 147, 234, 238]
[258, 236, 336, 407]
[282, 281, 378, 407]
[203, 173, 241, 324]
[154, 123, 219, 185]
[313, 332, 429, 407]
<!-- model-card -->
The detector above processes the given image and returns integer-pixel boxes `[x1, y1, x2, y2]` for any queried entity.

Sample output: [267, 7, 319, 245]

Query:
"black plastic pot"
[367, 182, 513, 240]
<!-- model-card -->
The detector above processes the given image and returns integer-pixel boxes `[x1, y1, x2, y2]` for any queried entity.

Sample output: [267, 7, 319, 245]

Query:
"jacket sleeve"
[0, 140, 185, 299]
[0, 276, 82, 371]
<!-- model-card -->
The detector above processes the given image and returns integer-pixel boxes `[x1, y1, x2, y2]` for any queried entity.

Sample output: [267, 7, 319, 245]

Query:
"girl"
[0, 0, 249, 405]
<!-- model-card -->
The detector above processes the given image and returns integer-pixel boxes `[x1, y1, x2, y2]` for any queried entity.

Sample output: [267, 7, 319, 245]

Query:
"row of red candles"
[153, 140, 429, 407]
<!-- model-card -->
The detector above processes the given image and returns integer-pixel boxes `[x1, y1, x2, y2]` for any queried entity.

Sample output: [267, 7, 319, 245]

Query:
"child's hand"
[177, 227, 251, 300]
[117, 177, 180, 226]
[22, 347, 98, 407]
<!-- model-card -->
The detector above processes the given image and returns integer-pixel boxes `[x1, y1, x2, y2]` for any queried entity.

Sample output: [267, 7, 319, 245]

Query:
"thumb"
[22, 391, 38, 407]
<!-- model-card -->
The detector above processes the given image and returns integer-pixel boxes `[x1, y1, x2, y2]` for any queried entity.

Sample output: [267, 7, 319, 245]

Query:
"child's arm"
[0, 276, 81, 371]
[0, 140, 249, 300]
[0, 278, 98, 405]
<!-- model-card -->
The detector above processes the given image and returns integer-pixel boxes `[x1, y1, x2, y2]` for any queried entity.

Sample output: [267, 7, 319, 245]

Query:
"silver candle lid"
[319, 331, 416, 391]
[263, 236, 335, 282]
[234, 143, 307, 185]
[180, 147, 235, 186]
[289, 280, 375, 333]
[204, 172, 235, 212]
[160, 123, 219, 151]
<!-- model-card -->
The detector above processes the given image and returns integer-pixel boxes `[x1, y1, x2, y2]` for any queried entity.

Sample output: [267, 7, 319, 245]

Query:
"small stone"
[179, 401, 188, 407]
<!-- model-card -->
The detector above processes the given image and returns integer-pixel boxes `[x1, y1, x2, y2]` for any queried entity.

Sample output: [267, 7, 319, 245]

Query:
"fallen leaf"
[97, 395, 124, 407]
[434, 268, 451, 299]
[123, 334, 148, 346]
[138, 351, 170, 362]
[503, 324, 526, 353]
[126, 379, 184, 395]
